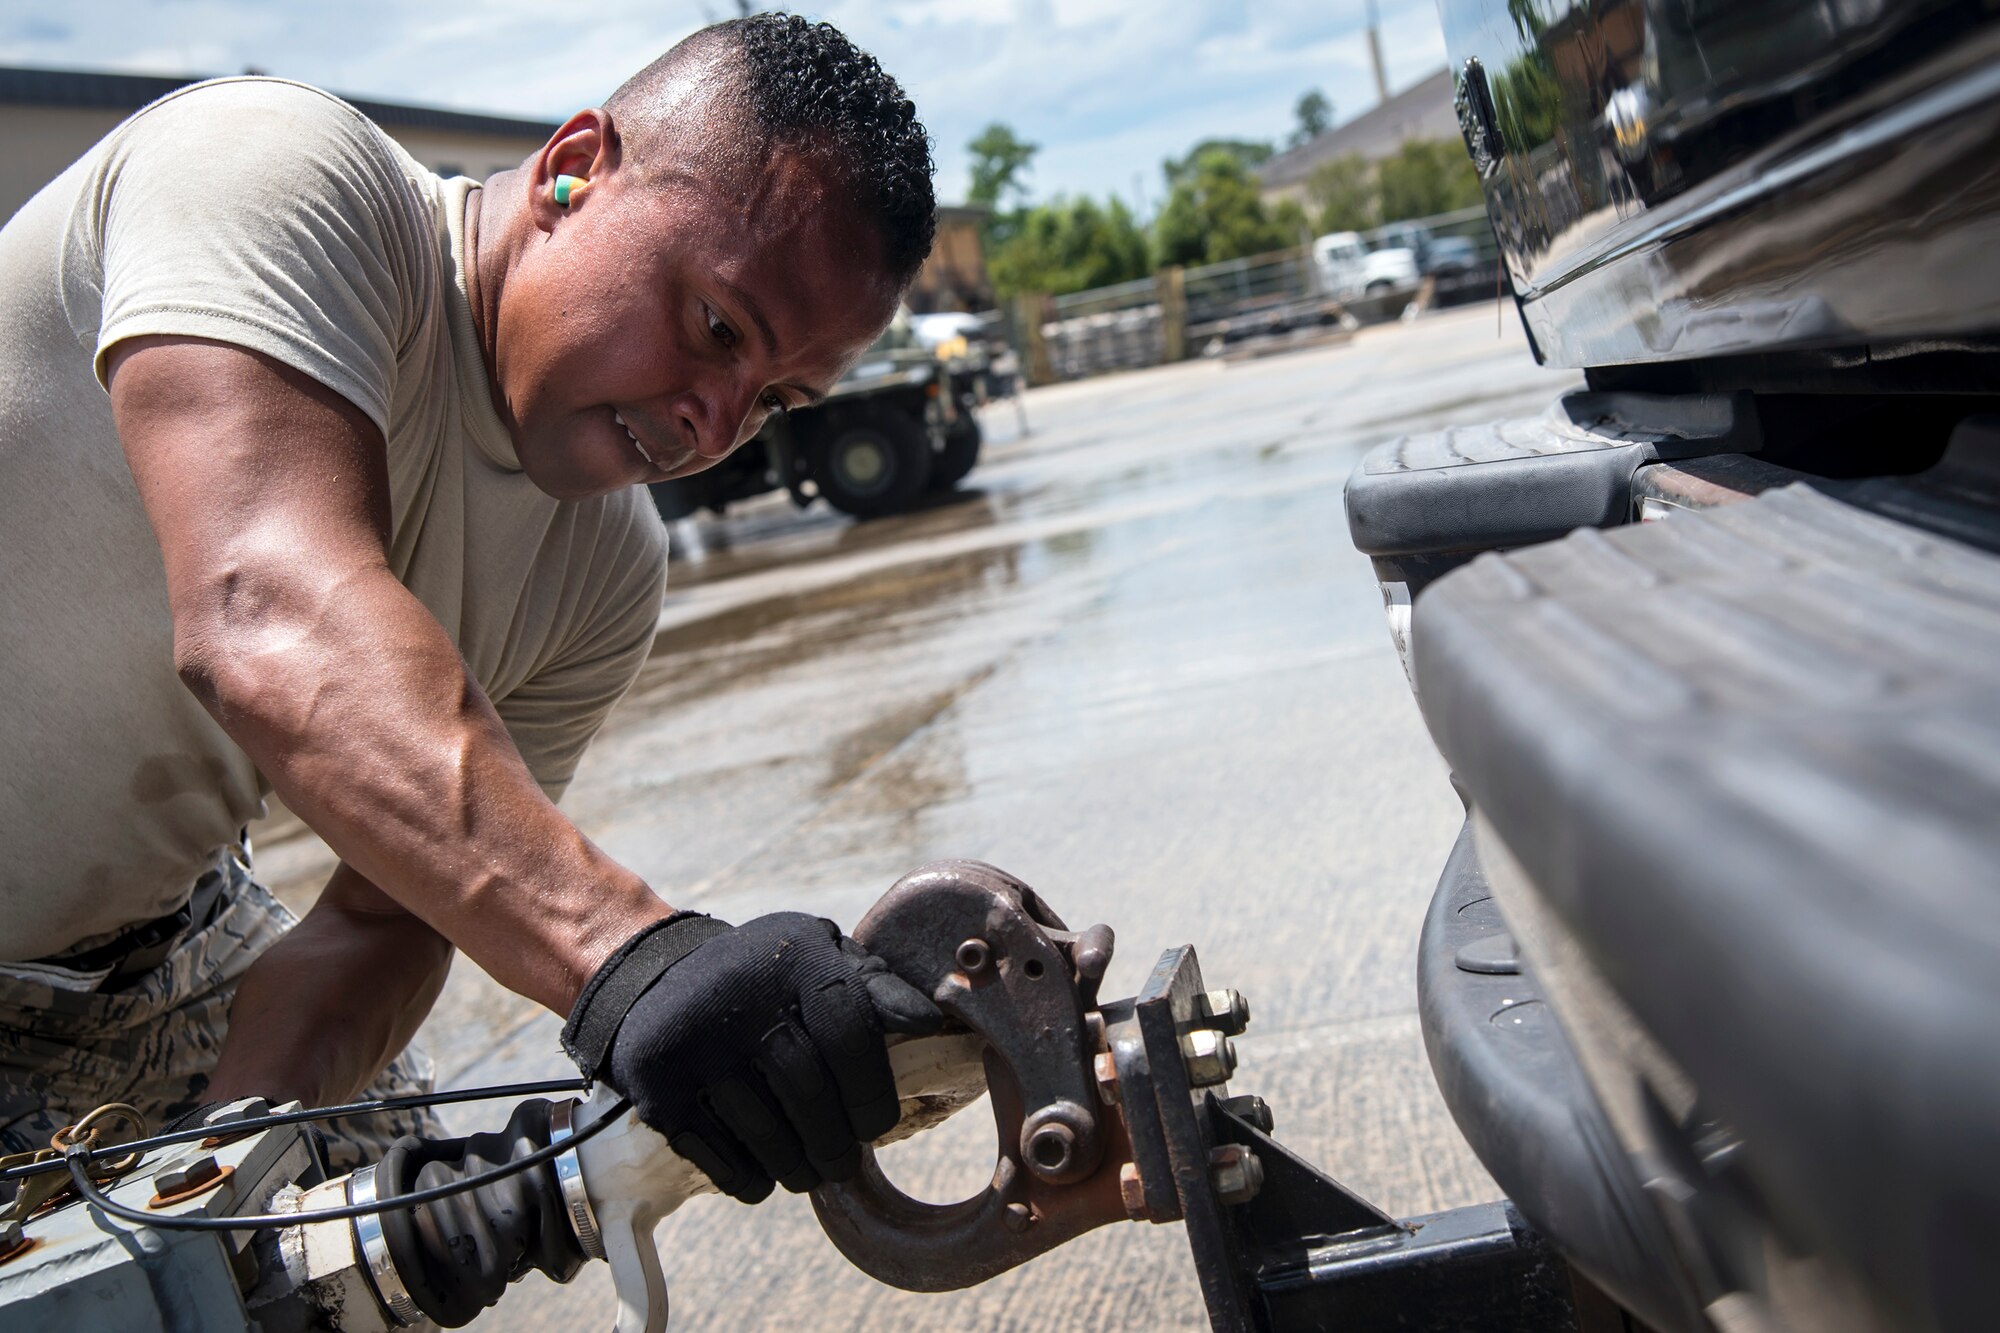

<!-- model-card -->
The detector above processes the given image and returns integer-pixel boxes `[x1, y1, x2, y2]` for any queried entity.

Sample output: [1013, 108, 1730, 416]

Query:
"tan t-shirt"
[0, 78, 669, 960]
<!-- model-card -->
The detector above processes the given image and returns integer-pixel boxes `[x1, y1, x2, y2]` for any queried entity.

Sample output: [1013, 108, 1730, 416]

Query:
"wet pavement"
[252, 303, 1579, 1330]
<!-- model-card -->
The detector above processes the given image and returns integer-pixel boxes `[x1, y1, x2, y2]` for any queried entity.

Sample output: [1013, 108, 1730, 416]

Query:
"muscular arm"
[206, 866, 453, 1107]
[108, 335, 672, 1018]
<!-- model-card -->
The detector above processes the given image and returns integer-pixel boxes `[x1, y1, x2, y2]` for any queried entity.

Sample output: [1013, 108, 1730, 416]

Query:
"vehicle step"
[1414, 480, 2000, 1332]
[1344, 390, 1757, 559]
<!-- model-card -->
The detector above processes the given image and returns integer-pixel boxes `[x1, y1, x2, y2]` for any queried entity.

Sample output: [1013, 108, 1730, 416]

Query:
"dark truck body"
[1340, 3, 2000, 1331]
[1154, 5, 2000, 1332]
[648, 342, 984, 524]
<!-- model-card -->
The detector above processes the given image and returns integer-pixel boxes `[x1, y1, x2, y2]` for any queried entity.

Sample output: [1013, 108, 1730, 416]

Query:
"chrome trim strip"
[549, 1098, 605, 1260]
[348, 1164, 422, 1327]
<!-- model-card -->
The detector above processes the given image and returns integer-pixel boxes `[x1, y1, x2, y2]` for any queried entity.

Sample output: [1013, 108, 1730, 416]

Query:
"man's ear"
[527, 108, 621, 232]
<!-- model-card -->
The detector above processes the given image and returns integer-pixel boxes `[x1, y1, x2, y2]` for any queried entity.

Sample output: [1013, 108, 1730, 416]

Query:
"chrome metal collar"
[549, 1097, 605, 1259]
[348, 1163, 422, 1327]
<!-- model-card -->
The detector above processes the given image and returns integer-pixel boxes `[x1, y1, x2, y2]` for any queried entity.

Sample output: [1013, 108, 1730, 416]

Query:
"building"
[1255, 68, 1461, 208]
[0, 66, 560, 223]
[905, 203, 992, 314]
[1, 64, 995, 313]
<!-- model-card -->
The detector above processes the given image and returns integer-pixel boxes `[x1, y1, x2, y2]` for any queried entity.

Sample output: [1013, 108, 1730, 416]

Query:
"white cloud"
[0, 0, 1448, 203]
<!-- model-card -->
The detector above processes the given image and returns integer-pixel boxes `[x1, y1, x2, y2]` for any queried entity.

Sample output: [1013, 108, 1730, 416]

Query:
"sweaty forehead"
[671, 148, 892, 290]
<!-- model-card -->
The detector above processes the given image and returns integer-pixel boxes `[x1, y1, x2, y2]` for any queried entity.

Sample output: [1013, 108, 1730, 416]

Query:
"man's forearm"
[206, 866, 455, 1108]
[107, 337, 671, 1015]
[190, 561, 668, 1012]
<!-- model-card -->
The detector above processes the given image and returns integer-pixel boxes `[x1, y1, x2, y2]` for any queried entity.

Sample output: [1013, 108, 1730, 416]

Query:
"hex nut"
[1119, 1162, 1149, 1221]
[1093, 1051, 1121, 1106]
[1197, 988, 1251, 1036]
[1180, 1027, 1237, 1087]
[1208, 1144, 1264, 1207]
[152, 1153, 222, 1197]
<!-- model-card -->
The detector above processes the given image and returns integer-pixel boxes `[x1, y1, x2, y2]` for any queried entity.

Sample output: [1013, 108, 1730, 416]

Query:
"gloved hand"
[561, 911, 942, 1204]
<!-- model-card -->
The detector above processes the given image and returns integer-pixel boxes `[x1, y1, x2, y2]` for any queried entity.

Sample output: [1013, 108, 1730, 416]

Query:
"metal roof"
[0, 65, 561, 140]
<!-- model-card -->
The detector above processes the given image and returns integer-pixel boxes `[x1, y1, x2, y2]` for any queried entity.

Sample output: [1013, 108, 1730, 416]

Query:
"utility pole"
[1366, 0, 1391, 105]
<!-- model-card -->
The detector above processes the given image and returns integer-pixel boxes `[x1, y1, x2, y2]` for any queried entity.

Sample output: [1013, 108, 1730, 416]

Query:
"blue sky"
[0, 1, 1449, 212]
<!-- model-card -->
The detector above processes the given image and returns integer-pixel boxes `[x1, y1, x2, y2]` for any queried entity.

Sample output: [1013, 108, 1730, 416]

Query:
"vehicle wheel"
[810, 409, 932, 517]
[929, 407, 982, 492]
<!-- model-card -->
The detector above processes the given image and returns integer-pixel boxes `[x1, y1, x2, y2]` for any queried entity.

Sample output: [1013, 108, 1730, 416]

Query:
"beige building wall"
[0, 103, 551, 223]
[906, 207, 991, 314]
[1, 104, 130, 219]
[366, 126, 549, 181]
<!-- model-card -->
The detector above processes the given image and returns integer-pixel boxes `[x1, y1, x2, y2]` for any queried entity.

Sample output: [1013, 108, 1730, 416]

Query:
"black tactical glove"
[561, 911, 942, 1204]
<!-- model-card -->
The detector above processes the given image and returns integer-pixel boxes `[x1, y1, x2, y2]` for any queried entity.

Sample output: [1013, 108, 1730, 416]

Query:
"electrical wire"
[62, 1094, 631, 1232]
[0, 1078, 587, 1184]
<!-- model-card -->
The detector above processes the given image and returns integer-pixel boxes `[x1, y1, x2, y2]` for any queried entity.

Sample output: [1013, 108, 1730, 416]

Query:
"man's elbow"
[170, 564, 328, 737]
[172, 617, 236, 713]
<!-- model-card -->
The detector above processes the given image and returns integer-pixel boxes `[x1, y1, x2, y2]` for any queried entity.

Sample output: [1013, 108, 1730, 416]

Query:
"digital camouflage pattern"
[0, 856, 440, 1172]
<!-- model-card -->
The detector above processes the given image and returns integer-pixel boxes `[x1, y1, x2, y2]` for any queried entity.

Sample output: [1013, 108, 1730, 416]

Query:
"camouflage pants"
[0, 854, 441, 1172]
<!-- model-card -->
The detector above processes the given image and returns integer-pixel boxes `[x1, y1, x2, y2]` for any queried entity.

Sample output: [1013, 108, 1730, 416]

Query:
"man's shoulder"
[107, 77, 424, 202]
[587, 486, 673, 586]
[561, 485, 671, 637]
[127, 77, 396, 149]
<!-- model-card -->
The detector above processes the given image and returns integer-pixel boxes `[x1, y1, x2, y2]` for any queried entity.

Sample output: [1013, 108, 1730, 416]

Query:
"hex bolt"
[203, 1096, 272, 1127]
[1180, 1027, 1237, 1087]
[1196, 988, 1251, 1036]
[0, 1219, 22, 1251]
[1093, 1051, 1121, 1106]
[1002, 1202, 1037, 1234]
[1119, 1162, 1150, 1221]
[955, 938, 991, 975]
[152, 1152, 222, 1197]
[199, 1095, 274, 1145]
[1208, 1144, 1265, 1207]
[1219, 1093, 1275, 1135]
[1025, 1122, 1076, 1177]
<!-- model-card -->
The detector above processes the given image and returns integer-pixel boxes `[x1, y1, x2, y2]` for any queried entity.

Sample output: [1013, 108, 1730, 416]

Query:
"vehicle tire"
[810, 409, 932, 518]
[929, 407, 982, 492]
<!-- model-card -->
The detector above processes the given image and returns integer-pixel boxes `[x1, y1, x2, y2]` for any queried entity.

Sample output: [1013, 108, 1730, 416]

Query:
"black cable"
[62, 1095, 631, 1232]
[0, 1078, 587, 1184]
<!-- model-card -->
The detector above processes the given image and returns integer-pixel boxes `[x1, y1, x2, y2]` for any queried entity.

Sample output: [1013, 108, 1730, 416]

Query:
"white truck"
[1311, 231, 1419, 300]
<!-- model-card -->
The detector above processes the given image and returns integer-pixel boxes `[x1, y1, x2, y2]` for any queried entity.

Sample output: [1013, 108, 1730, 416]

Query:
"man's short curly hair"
[609, 14, 936, 291]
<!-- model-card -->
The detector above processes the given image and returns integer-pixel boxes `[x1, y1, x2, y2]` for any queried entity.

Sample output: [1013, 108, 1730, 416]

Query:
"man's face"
[492, 143, 900, 500]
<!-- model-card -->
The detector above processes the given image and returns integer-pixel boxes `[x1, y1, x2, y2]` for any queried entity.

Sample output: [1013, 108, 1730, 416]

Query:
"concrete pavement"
[250, 303, 1580, 1330]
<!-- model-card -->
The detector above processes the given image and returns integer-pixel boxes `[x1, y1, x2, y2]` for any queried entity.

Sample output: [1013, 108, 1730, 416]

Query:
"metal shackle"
[810, 860, 1129, 1291]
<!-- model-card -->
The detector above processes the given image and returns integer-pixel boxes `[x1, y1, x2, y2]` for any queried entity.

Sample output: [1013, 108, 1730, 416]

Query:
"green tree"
[1270, 197, 1313, 246]
[1162, 138, 1273, 191]
[988, 194, 1151, 299]
[1290, 90, 1332, 148]
[1307, 153, 1378, 233]
[1376, 139, 1484, 223]
[967, 123, 1038, 210]
[1152, 147, 1296, 267]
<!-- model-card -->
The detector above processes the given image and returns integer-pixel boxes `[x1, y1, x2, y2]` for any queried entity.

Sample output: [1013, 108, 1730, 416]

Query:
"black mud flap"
[1419, 821, 1703, 1333]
